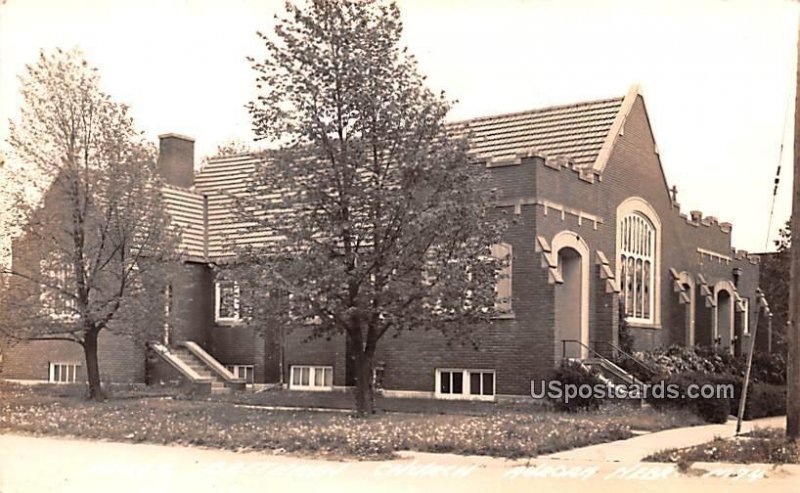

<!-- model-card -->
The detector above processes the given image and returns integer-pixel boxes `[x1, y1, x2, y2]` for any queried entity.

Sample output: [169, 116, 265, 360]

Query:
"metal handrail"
[560, 338, 600, 361]
[592, 340, 661, 378]
[560, 339, 640, 386]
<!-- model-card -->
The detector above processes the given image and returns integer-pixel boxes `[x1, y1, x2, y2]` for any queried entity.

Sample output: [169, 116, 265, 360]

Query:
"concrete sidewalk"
[4, 432, 798, 493]
[542, 415, 787, 463]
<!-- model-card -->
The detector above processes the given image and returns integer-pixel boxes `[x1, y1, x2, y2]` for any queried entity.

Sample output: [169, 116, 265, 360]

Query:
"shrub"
[749, 352, 786, 386]
[616, 357, 660, 384]
[740, 383, 786, 420]
[647, 372, 734, 424]
[634, 346, 785, 385]
[617, 299, 635, 355]
[635, 345, 716, 376]
[547, 360, 605, 413]
[611, 345, 786, 423]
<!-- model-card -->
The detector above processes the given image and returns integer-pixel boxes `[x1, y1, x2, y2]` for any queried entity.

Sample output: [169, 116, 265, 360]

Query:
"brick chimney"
[157, 133, 195, 188]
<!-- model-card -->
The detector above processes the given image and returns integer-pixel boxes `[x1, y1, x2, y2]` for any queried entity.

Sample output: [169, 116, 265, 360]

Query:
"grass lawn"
[1, 382, 702, 460]
[645, 427, 800, 465]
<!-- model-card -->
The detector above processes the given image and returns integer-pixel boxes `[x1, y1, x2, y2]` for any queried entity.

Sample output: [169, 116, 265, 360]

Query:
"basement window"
[435, 369, 495, 400]
[49, 362, 80, 384]
[226, 364, 254, 384]
[289, 365, 333, 390]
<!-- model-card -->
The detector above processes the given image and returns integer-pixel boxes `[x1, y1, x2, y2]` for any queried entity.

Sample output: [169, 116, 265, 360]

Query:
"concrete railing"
[148, 341, 213, 394]
[179, 341, 246, 390]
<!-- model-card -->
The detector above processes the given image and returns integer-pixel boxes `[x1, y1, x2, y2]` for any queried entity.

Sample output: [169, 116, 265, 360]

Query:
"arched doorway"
[678, 272, 695, 346]
[555, 248, 583, 359]
[551, 231, 590, 362]
[714, 281, 735, 354]
[733, 309, 744, 356]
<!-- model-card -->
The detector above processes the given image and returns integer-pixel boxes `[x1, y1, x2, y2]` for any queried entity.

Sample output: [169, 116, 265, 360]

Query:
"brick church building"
[1, 86, 767, 399]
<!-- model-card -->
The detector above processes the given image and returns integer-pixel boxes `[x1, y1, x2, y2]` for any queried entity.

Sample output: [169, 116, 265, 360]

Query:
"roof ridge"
[204, 153, 263, 165]
[447, 95, 625, 127]
[161, 182, 201, 194]
[198, 154, 262, 177]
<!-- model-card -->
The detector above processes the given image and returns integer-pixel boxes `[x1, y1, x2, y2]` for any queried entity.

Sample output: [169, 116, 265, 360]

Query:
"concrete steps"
[170, 348, 231, 394]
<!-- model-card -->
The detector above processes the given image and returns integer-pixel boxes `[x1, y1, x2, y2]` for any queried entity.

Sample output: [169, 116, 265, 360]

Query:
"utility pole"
[788, 10, 800, 441]
[737, 290, 764, 435]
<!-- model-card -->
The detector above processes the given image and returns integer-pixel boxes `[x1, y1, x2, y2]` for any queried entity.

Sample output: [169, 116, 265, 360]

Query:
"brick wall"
[282, 327, 347, 387]
[260, 95, 761, 397]
[170, 262, 214, 348]
[2, 331, 144, 383]
[4, 95, 761, 394]
[2, 181, 150, 384]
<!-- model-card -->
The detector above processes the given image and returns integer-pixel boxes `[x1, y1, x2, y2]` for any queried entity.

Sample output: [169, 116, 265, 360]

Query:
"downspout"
[202, 194, 209, 261]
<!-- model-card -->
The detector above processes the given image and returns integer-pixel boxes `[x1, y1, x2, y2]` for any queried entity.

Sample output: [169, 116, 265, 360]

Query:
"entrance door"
[733, 308, 745, 356]
[717, 289, 733, 353]
[682, 281, 695, 346]
[554, 247, 584, 361]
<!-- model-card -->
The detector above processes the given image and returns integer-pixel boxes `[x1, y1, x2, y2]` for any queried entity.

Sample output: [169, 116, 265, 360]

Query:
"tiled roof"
[194, 155, 258, 195]
[161, 185, 206, 259]
[167, 89, 636, 260]
[195, 155, 281, 258]
[449, 95, 625, 168]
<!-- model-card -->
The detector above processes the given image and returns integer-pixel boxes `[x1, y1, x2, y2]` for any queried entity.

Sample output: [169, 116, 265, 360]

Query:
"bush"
[749, 352, 786, 386]
[617, 299, 635, 355]
[616, 357, 660, 384]
[615, 345, 786, 422]
[547, 361, 605, 413]
[634, 346, 785, 385]
[740, 383, 786, 420]
[635, 345, 716, 376]
[647, 372, 734, 424]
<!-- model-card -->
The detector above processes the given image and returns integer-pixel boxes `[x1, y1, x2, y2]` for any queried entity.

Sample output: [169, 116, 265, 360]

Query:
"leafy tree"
[1, 48, 178, 399]
[213, 139, 253, 158]
[760, 220, 790, 354]
[238, 0, 505, 414]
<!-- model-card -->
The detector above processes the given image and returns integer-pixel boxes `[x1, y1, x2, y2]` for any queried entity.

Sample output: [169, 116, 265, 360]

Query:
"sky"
[0, 0, 798, 254]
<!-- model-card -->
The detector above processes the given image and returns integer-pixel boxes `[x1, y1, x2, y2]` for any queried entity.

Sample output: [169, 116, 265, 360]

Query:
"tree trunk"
[353, 349, 375, 416]
[83, 329, 105, 400]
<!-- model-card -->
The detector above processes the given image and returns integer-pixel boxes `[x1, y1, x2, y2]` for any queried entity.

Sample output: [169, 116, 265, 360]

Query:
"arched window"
[619, 212, 656, 323]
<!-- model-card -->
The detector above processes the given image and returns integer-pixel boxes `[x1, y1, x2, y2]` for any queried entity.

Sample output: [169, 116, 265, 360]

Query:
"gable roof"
[449, 85, 638, 170]
[164, 86, 642, 260]
[195, 156, 264, 259]
[161, 184, 207, 259]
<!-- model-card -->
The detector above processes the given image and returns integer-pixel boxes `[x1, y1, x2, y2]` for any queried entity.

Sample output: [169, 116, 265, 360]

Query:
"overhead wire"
[764, 95, 792, 251]
[764, 9, 800, 253]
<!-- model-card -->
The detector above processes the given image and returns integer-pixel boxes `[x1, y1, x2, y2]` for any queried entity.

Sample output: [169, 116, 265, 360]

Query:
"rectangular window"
[215, 280, 240, 322]
[436, 369, 495, 400]
[226, 365, 255, 384]
[289, 365, 333, 390]
[163, 284, 172, 345]
[490, 243, 513, 313]
[742, 297, 750, 335]
[49, 362, 80, 384]
[39, 259, 77, 320]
